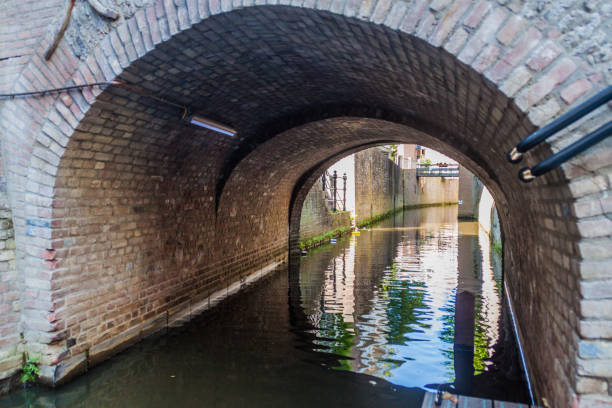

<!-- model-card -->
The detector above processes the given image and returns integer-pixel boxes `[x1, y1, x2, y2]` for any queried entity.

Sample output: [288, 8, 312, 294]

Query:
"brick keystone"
[60, 94, 72, 107]
[473, 44, 499, 73]
[488, 27, 542, 82]
[463, 0, 490, 28]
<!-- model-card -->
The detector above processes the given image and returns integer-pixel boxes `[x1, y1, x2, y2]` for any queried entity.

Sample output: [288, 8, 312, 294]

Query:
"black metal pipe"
[0, 81, 119, 99]
[342, 173, 347, 212]
[508, 86, 612, 163]
[332, 170, 337, 212]
[519, 121, 612, 182]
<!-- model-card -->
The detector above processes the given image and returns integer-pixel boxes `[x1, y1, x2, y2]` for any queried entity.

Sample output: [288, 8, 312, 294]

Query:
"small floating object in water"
[369, 380, 377, 386]
[301, 250, 307, 256]
[351, 227, 360, 236]
[443, 392, 458, 404]
[330, 238, 337, 244]
[170, 375, 176, 378]
[435, 390, 458, 405]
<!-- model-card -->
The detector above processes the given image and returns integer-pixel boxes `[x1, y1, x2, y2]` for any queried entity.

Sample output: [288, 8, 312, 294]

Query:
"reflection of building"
[477, 227, 501, 362]
[300, 205, 505, 393]
[322, 239, 356, 322]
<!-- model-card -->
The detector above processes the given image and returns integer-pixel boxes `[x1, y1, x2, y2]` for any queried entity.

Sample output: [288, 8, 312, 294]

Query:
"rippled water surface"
[1, 206, 529, 407]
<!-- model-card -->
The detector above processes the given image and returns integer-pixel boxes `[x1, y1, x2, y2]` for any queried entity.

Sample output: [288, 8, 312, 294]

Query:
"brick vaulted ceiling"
[93, 5, 541, 200]
[36, 6, 586, 406]
[56, 6, 563, 359]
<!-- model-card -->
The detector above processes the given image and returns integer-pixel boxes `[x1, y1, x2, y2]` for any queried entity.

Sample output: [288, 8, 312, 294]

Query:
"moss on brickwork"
[301, 203, 457, 251]
[299, 225, 351, 250]
[356, 208, 403, 229]
[356, 203, 458, 229]
[300, 180, 352, 243]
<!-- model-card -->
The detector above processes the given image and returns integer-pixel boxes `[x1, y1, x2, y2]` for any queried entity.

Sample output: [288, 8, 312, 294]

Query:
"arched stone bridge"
[0, 0, 610, 406]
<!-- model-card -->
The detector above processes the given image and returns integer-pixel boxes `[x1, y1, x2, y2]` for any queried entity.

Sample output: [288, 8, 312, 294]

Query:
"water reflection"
[298, 206, 526, 401]
[0, 206, 527, 407]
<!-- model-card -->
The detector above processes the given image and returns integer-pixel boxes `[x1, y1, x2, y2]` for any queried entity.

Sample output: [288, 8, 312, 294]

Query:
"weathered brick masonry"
[0, 1, 610, 407]
[458, 165, 483, 219]
[300, 179, 352, 243]
[405, 171, 459, 206]
[403, 165, 460, 208]
[353, 147, 459, 223]
[354, 148, 404, 224]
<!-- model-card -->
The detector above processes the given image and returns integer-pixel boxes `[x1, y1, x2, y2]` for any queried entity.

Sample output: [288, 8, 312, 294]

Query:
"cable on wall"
[0, 80, 189, 119]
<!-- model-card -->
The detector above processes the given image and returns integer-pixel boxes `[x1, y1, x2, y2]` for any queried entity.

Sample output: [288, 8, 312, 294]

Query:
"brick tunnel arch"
[219, 116, 510, 256]
[282, 128, 508, 257]
[0, 2, 610, 407]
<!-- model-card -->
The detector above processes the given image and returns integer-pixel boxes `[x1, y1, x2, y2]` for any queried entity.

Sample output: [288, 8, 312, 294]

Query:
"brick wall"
[354, 148, 403, 224]
[458, 165, 483, 219]
[354, 148, 458, 224]
[0, 0, 63, 93]
[490, 207, 501, 251]
[299, 179, 351, 242]
[0, 191, 19, 393]
[35, 88, 291, 384]
[403, 170, 459, 207]
[0, 1, 609, 406]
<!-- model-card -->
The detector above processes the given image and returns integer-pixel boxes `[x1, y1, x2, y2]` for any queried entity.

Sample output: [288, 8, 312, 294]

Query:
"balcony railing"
[416, 165, 459, 178]
[321, 170, 347, 212]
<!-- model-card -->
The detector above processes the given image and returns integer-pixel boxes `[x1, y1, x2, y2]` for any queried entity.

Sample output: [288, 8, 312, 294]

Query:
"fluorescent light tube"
[189, 115, 236, 137]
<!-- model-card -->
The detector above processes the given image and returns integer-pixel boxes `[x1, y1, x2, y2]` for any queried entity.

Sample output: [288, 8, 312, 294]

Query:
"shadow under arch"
[213, 101, 508, 211]
[281, 121, 511, 257]
[12, 4, 586, 404]
[215, 114, 510, 272]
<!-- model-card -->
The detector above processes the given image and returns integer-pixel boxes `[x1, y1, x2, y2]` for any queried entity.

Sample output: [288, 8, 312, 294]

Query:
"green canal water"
[1, 206, 529, 407]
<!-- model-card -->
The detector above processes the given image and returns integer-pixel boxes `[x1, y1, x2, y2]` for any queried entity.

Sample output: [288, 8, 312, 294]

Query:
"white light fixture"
[188, 114, 236, 137]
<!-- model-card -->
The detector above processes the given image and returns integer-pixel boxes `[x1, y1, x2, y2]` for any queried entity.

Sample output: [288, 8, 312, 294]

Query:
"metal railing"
[507, 85, 612, 182]
[321, 170, 347, 212]
[416, 165, 460, 178]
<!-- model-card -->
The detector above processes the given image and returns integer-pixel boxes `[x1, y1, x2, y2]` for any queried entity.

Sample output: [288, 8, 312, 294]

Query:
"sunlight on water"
[300, 206, 506, 393]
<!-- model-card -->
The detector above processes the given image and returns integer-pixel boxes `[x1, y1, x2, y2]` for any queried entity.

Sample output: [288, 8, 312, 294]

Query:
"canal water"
[2, 206, 529, 407]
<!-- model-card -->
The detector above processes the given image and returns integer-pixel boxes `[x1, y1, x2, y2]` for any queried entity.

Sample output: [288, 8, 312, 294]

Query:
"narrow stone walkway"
[421, 391, 536, 407]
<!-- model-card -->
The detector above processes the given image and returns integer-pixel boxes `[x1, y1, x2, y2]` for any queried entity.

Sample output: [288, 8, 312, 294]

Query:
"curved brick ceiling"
[48, 6, 579, 404]
[55, 7, 560, 357]
[217, 116, 497, 221]
[106, 6, 541, 199]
